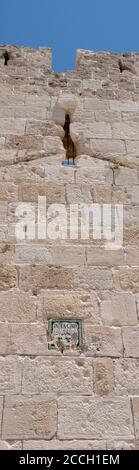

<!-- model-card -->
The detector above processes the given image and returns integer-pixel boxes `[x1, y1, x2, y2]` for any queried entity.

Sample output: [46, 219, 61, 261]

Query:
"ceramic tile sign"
[47, 319, 83, 352]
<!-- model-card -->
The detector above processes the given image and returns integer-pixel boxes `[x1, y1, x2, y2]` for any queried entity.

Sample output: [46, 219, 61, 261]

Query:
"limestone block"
[126, 247, 139, 265]
[9, 323, 48, 355]
[82, 79, 102, 91]
[0, 118, 26, 135]
[114, 358, 139, 395]
[2, 396, 57, 439]
[127, 187, 139, 204]
[91, 183, 112, 203]
[100, 292, 137, 326]
[0, 441, 22, 450]
[87, 247, 124, 267]
[93, 358, 114, 396]
[0, 182, 18, 201]
[19, 266, 73, 293]
[0, 243, 13, 263]
[122, 326, 139, 357]
[37, 289, 100, 324]
[95, 110, 121, 122]
[19, 182, 65, 203]
[23, 440, 106, 450]
[58, 397, 134, 439]
[114, 267, 139, 293]
[56, 93, 79, 114]
[52, 106, 65, 126]
[107, 441, 135, 450]
[0, 289, 36, 322]
[132, 398, 139, 438]
[43, 136, 65, 156]
[0, 93, 25, 107]
[85, 325, 122, 357]
[14, 105, 47, 119]
[0, 324, 10, 354]
[0, 264, 17, 290]
[83, 96, 110, 111]
[73, 267, 113, 290]
[71, 122, 112, 139]
[6, 135, 43, 150]
[126, 140, 139, 155]
[75, 156, 113, 184]
[90, 138, 126, 155]
[110, 100, 139, 112]
[114, 168, 138, 186]
[22, 357, 93, 395]
[112, 122, 139, 140]
[65, 183, 92, 204]
[14, 244, 86, 266]
[26, 120, 64, 138]
[0, 357, 22, 394]
[0, 398, 3, 432]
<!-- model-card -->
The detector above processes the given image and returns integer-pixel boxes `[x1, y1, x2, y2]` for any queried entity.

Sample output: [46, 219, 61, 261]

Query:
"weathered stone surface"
[122, 326, 139, 357]
[37, 289, 100, 323]
[5, 135, 43, 150]
[2, 396, 57, 439]
[85, 325, 123, 357]
[107, 441, 135, 450]
[58, 397, 134, 439]
[0, 183, 18, 201]
[114, 358, 139, 395]
[14, 244, 86, 266]
[112, 122, 139, 140]
[19, 265, 73, 293]
[71, 122, 112, 139]
[100, 292, 137, 326]
[0, 289, 36, 322]
[0, 324, 10, 354]
[23, 440, 106, 450]
[125, 247, 139, 265]
[114, 168, 138, 186]
[8, 323, 48, 355]
[114, 267, 139, 293]
[0, 118, 25, 135]
[19, 182, 65, 203]
[0, 398, 3, 432]
[0, 264, 17, 290]
[87, 247, 124, 267]
[73, 267, 113, 290]
[22, 357, 92, 395]
[0, 441, 22, 450]
[93, 358, 114, 396]
[0, 356, 22, 394]
[132, 398, 139, 438]
[90, 138, 126, 155]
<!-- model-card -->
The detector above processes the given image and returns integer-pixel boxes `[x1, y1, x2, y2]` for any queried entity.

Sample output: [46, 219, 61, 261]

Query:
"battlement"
[1, 44, 139, 76]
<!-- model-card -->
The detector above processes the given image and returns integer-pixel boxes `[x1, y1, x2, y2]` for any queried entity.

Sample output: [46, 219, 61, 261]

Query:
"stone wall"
[0, 45, 139, 450]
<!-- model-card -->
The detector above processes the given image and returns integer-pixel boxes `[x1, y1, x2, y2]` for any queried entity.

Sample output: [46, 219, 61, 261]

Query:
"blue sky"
[0, 0, 139, 71]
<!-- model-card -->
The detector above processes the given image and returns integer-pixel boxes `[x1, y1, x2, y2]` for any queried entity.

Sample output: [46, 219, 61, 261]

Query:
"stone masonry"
[0, 45, 139, 450]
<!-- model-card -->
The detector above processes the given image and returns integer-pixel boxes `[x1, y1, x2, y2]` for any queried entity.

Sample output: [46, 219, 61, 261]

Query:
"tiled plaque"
[48, 319, 83, 351]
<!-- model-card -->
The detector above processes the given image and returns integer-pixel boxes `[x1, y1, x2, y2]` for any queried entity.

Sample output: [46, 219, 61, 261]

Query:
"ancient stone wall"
[0, 45, 139, 450]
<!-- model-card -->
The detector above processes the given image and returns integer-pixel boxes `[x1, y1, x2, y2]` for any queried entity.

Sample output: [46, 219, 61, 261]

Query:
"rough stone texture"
[132, 398, 139, 439]
[93, 358, 115, 396]
[23, 440, 106, 450]
[0, 356, 22, 394]
[22, 357, 93, 395]
[2, 396, 57, 439]
[0, 45, 139, 449]
[58, 397, 134, 439]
